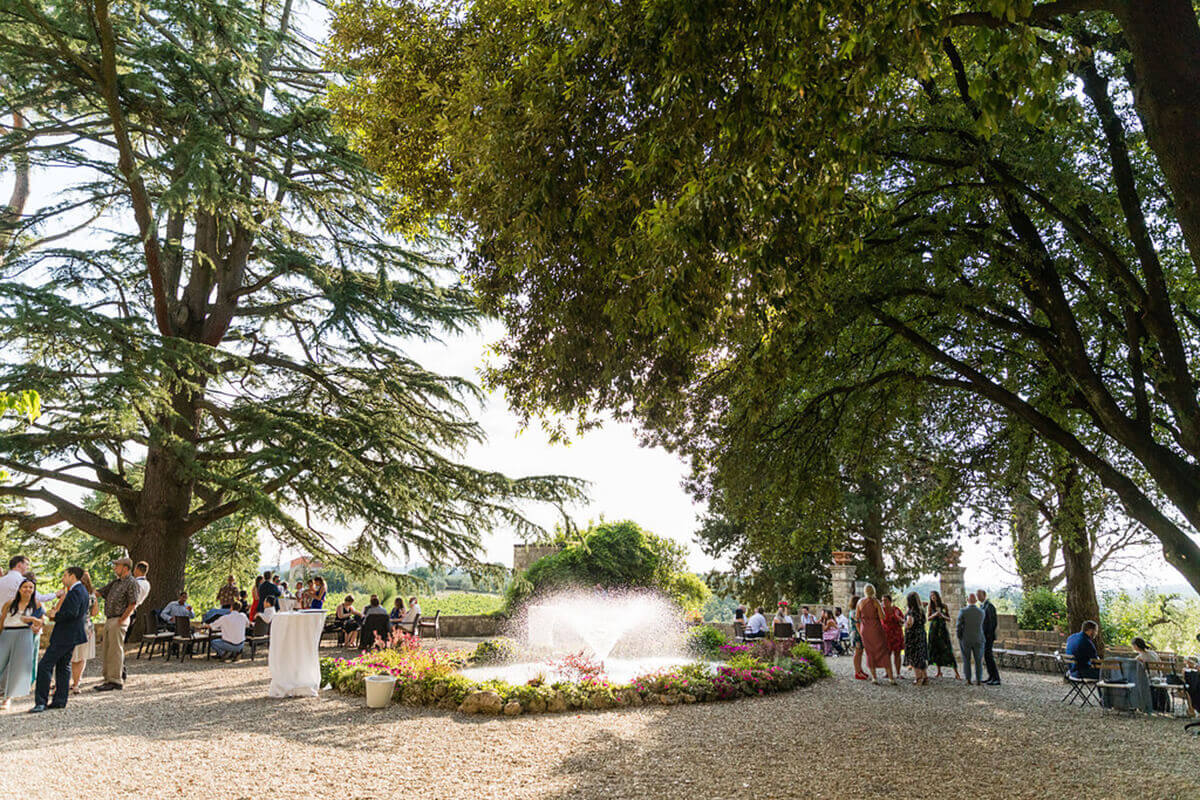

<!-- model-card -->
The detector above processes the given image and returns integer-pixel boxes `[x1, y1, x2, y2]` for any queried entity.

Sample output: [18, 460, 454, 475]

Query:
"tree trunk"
[1116, 0, 1200, 276]
[1012, 484, 1050, 593]
[859, 477, 890, 595]
[1052, 458, 1102, 654]
[128, 522, 191, 636]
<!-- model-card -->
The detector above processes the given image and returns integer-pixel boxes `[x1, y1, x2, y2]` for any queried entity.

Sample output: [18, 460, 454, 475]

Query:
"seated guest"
[733, 605, 746, 623]
[362, 595, 388, 616]
[822, 609, 841, 655]
[160, 591, 194, 624]
[773, 601, 794, 628]
[744, 606, 768, 639]
[259, 595, 277, 624]
[401, 596, 421, 625]
[389, 596, 406, 625]
[207, 605, 250, 661]
[798, 606, 818, 627]
[1132, 636, 1159, 663]
[1064, 620, 1101, 679]
[202, 603, 233, 625]
[335, 596, 361, 647]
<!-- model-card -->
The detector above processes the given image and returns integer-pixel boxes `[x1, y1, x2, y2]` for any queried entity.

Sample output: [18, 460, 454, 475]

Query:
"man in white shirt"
[207, 607, 250, 661]
[799, 606, 819, 627]
[745, 607, 768, 639]
[0, 554, 32, 609]
[132, 561, 151, 608]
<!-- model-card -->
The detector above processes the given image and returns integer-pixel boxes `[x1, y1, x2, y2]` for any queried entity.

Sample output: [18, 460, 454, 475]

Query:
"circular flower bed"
[320, 628, 831, 716]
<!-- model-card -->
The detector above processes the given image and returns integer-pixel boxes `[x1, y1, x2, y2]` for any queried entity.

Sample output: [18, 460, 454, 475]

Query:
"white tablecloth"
[278, 596, 298, 612]
[267, 611, 326, 697]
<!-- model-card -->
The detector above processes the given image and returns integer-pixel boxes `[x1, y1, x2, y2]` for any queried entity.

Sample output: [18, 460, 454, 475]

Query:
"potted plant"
[944, 546, 962, 568]
[831, 550, 853, 565]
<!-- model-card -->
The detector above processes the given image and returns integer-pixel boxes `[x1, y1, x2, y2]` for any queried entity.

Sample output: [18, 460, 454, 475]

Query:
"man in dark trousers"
[30, 566, 89, 712]
[978, 588, 1001, 686]
[256, 570, 281, 615]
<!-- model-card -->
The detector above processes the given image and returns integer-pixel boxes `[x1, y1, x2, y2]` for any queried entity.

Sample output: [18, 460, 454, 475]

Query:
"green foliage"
[1017, 588, 1068, 632]
[505, 520, 710, 612]
[700, 594, 739, 623]
[325, 0, 1200, 597]
[470, 637, 519, 664]
[1099, 591, 1200, 657]
[685, 625, 727, 659]
[789, 642, 832, 679]
[0, 0, 583, 615]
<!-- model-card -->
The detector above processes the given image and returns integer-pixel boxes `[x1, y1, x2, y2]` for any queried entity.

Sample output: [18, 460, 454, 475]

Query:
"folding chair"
[1096, 658, 1137, 712]
[171, 616, 210, 661]
[1057, 651, 1099, 707]
[135, 610, 172, 660]
[247, 617, 270, 661]
[803, 623, 823, 651]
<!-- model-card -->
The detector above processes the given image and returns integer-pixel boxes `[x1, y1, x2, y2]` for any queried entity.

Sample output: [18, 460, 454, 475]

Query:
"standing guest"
[132, 561, 151, 608]
[256, 571, 281, 617]
[926, 590, 960, 680]
[95, 556, 139, 691]
[296, 580, 313, 610]
[0, 555, 32, 608]
[956, 593, 986, 685]
[336, 596, 361, 648]
[881, 594, 905, 676]
[978, 589, 1001, 686]
[68, 571, 98, 694]
[30, 567, 89, 712]
[249, 575, 263, 621]
[744, 606, 768, 640]
[1132, 637, 1160, 663]
[216, 576, 239, 609]
[821, 609, 840, 655]
[798, 606, 818, 627]
[857, 586, 895, 685]
[849, 595, 868, 680]
[207, 604, 250, 661]
[903, 592, 929, 685]
[160, 591, 194, 624]
[1064, 621, 1100, 679]
[280, 581, 290, 597]
[389, 596, 406, 627]
[0, 577, 43, 710]
[309, 576, 327, 609]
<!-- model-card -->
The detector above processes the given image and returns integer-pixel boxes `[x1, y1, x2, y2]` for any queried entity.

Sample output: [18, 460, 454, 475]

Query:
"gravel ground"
[2, 644, 1197, 800]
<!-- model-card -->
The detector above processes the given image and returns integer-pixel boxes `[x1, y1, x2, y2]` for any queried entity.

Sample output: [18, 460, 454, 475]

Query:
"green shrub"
[507, 520, 711, 613]
[686, 625, 727, 659]
[1017, 587, 1067, 631]
[471, 637, 520, 664]
[789, 641, 831, 678]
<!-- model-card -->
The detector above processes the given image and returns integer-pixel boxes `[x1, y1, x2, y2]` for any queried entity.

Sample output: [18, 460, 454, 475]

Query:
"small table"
[267, 611, 326, 697]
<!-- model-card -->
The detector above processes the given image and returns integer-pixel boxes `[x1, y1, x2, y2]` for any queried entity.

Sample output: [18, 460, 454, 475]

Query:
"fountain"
[459, 588, 702, 685]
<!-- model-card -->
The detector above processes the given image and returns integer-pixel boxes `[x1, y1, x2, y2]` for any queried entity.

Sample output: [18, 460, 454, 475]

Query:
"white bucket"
[364, 674, 396, 708]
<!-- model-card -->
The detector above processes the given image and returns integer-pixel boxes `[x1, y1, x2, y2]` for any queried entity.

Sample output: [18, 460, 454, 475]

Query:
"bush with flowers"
[322, 628, 830, 715]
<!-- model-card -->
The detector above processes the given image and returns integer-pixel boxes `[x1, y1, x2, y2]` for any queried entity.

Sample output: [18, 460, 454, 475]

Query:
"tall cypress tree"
[0, 0, 580, 613]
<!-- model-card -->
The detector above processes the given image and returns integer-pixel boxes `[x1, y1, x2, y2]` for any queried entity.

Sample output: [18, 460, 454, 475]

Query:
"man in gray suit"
[956, 593, 986, 685]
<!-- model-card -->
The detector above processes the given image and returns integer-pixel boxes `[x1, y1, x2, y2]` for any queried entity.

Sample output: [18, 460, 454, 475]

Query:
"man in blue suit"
[30, 566, 89, 712]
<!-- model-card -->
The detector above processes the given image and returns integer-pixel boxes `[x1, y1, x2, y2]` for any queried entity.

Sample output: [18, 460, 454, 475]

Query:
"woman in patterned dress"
[925, 590, 960, 680]
[881, 594, 905, 676]
[848, 594, 868, 680]
[903, 592, 929, 685]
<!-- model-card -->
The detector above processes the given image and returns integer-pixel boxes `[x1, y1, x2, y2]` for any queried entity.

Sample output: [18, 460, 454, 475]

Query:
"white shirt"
[209, 611, 249, 645]
[401, 603, 421, 624]
[836, 614, 850, 634]
[799, 613, 818, 626]
[260, 606, 275, 624]
[746, 612, 768, 635]
[134, 576, 151, 607]
[0, 569, 25, 609]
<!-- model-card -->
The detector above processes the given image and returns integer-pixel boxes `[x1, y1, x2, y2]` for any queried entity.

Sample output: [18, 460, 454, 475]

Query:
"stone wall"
[512, 544, 562, 574]
[436, 614, 508, 638]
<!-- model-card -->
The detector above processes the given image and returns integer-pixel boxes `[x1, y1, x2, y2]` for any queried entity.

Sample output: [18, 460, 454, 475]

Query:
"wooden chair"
[1057, 650, 1099, 707]
[135, 610, 172, 660]
[773, 621, 795, 642]
[247, 617, 270, 661]
[395, 613, 420, 636]
[171, 616, 210, 661]
[359, 614, 392, 650]
[418, 610, 441, 640]
[732, 621, 746, 642]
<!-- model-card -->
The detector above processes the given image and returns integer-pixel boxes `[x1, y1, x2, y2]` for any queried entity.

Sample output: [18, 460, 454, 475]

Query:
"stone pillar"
[939, 566, 966, 616]
[830, 563, 857, 617]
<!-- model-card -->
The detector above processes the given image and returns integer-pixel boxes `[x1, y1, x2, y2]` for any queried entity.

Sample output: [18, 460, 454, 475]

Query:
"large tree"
[0, 0, 580, 615]
[328, 0, 1200, 593]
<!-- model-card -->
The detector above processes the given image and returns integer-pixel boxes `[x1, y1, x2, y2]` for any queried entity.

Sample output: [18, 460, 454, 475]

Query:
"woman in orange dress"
[856, 585, 895, 684]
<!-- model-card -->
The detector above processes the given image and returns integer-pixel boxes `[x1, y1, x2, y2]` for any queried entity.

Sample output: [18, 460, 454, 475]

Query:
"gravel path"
[2, 645, 1196, 799]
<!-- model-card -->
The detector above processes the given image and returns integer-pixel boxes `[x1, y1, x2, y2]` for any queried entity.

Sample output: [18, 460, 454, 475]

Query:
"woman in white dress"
[68, 570, 98, 694]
